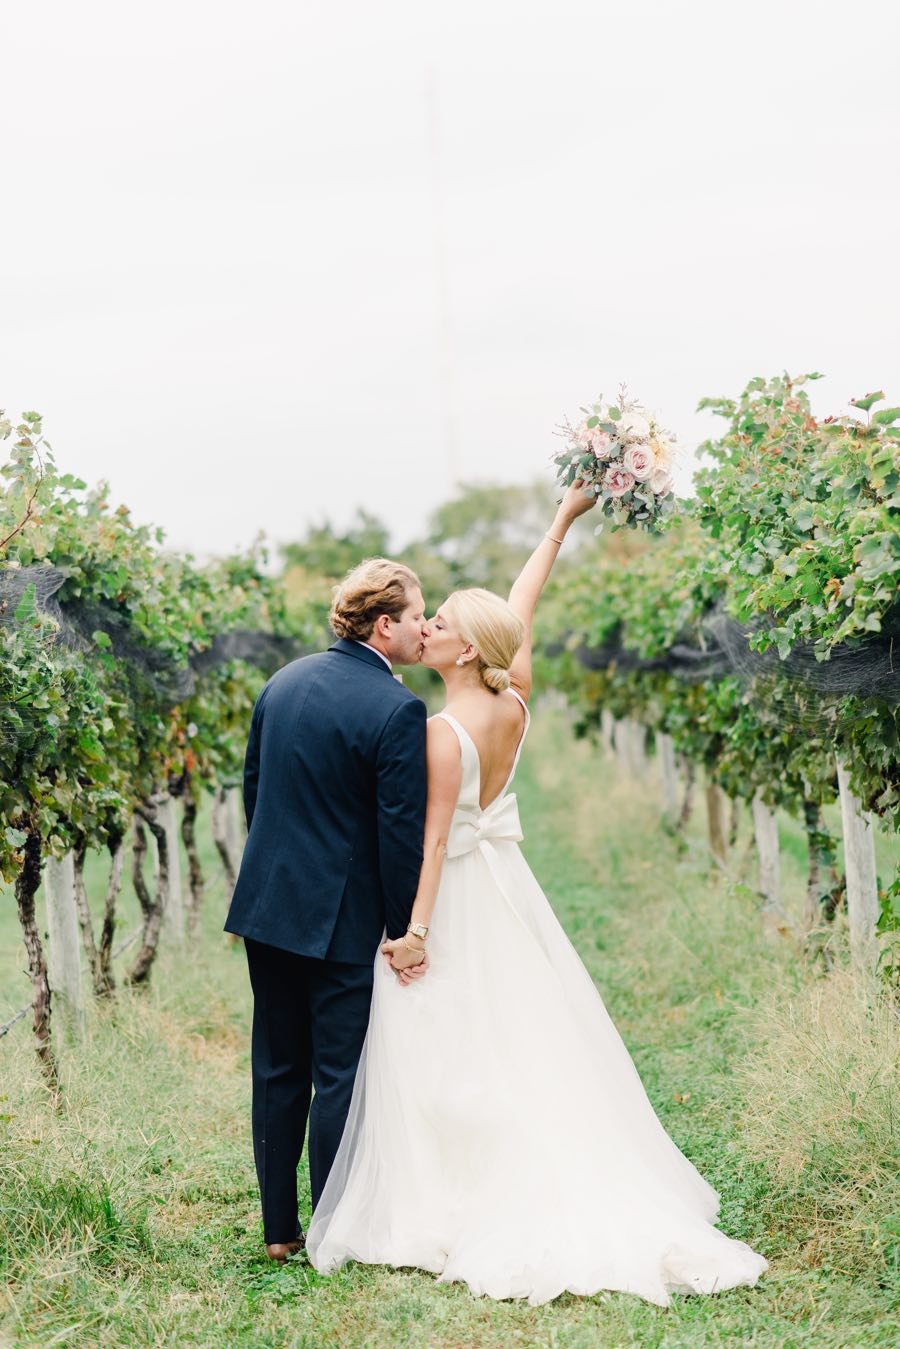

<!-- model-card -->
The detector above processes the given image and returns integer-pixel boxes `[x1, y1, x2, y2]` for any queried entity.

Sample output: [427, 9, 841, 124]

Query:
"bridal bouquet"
[552, 391, 678, 533]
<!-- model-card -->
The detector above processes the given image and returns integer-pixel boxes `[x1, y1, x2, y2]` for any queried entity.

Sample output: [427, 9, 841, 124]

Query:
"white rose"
[650, 438, 673, 470]
[619, 411, 651, 440]
[649, 467, 673, 495]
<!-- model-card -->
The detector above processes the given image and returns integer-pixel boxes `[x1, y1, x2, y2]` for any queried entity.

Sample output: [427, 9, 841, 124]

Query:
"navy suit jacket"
[224, 639, 427, 963]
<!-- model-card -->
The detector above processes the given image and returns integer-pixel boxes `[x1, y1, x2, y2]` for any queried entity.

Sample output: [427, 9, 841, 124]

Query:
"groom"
[225, 558, 430, 1260]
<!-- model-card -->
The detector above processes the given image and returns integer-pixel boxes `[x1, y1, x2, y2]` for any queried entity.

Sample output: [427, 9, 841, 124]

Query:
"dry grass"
[737, 967, 899, 1271]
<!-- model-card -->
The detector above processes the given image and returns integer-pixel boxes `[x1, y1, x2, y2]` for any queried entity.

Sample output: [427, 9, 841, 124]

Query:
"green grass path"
[1, 712, 896, 1347]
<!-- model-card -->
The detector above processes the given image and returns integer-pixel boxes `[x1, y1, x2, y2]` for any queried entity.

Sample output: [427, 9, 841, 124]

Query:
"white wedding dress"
[307, 692, 767, 1306]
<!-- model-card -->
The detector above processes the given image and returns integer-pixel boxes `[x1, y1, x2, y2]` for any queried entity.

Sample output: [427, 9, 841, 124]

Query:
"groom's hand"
[397, 949, 429, 985]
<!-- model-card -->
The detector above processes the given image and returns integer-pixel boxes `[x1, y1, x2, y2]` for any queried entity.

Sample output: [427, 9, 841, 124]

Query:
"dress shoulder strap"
[432, 710, 480, 802]
[433, 710, 477, 758]
[505, 687, 531, 726]
[434, 708, 463, 736]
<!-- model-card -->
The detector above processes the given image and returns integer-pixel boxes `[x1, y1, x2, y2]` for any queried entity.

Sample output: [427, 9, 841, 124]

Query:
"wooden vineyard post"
[705, 776, 729, 868]
[600, 708, 615, 757]
[628, 720, 648, 777]
[658, 733, 679, 824]
[835, 758, 879, 969]
[614, 720, 631, 775]
[751, 789, 782, 935]
[157, 796, 185, 941]
[44, 852, 84, 1035]
[225, 786, 245, 868]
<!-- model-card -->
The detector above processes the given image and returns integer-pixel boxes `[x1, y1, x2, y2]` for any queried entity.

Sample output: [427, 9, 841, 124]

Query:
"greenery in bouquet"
[552, 388, 679, 534]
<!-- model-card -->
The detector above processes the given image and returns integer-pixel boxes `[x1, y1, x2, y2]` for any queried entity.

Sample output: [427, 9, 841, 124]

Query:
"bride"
[306, 485, 768, 1307]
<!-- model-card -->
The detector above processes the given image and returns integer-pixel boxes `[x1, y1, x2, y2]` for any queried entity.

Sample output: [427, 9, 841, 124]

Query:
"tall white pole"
[45, 852, 84, 1034]
[614, 719, 631, 775]
[658, 733, 679, 823]
[835, 757, 879, 969]
[157, 797, 184, 941]
[225, 786, 245, 870]
[600, 708, 615, 756]
[752, 789, 781, 924]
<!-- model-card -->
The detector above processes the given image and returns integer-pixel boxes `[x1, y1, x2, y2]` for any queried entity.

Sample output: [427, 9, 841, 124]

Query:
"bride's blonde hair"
[443, 588, 525, 693]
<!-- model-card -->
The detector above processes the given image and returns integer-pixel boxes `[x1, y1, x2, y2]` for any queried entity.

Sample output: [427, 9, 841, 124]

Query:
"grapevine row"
[536, 374, 899, 973]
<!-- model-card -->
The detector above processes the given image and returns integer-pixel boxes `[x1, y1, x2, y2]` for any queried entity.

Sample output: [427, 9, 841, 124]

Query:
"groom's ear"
[372, 613, 393, 641]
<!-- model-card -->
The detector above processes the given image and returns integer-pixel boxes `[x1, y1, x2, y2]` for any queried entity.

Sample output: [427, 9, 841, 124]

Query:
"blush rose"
[604, 466, 636, 497]
[622, 445, 655, 481]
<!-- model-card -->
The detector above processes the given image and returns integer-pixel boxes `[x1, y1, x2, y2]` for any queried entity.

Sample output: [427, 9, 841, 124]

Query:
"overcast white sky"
[3, 1, 899, 559]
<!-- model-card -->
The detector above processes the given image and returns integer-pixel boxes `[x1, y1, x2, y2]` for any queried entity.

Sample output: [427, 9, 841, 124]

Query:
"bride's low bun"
[481, 665, 511, 693]
[443, 589, 524, 695]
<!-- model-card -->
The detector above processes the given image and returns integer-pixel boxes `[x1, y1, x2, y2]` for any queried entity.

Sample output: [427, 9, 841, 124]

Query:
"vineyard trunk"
[211, 785, 238, 905]
[729, 797, 740, 847]
[72, 844, 113, 998]
[676, 758, 696, 832]
[98, 834, 124, 993]
[15, 827, 58, 1092]
[181, 793, 205, 938]
[802, 801, 840, 930]
[127, 808, 169, 986]
[705, 778, 729, 867]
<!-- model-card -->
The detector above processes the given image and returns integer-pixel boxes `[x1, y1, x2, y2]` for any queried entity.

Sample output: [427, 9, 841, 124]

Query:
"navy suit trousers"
[245, 938, 374, 1242]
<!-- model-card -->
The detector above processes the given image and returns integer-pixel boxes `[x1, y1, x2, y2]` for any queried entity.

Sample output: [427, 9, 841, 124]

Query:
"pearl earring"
[455, 656, 465, 667]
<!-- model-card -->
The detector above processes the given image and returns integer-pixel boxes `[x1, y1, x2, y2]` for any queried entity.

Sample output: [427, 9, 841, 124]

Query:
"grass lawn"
[1, 709, 897, 1347]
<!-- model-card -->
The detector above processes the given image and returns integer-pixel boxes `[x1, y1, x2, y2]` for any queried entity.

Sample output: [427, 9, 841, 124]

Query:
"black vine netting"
[3, 564, 899, 748]
[705, 609, 900, 720]
[550, 600, 900, 731]
[0, 565, 313, 743]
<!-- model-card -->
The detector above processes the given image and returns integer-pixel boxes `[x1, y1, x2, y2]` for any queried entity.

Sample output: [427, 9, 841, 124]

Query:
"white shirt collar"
[355, 641, 392, 670]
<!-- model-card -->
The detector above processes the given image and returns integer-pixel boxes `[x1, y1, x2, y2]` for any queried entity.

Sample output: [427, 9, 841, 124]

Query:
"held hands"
[380, 935, 429, 986]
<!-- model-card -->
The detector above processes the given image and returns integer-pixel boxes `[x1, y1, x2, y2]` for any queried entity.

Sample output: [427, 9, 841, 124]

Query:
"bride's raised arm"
[507, 482, 596, 702]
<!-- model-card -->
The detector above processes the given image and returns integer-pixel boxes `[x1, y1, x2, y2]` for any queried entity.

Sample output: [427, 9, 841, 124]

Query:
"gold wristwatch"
[407, 922, 429, 941]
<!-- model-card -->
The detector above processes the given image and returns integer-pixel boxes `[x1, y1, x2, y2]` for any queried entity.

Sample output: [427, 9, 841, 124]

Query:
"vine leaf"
[852, 391, 885, 412]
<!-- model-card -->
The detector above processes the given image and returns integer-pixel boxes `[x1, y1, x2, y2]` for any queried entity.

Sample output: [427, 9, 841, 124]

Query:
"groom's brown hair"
[330, 558, 422, 642]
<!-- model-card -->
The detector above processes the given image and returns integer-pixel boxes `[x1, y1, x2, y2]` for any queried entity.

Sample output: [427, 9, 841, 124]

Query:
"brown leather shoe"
[265, 1238, 305, 1262]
